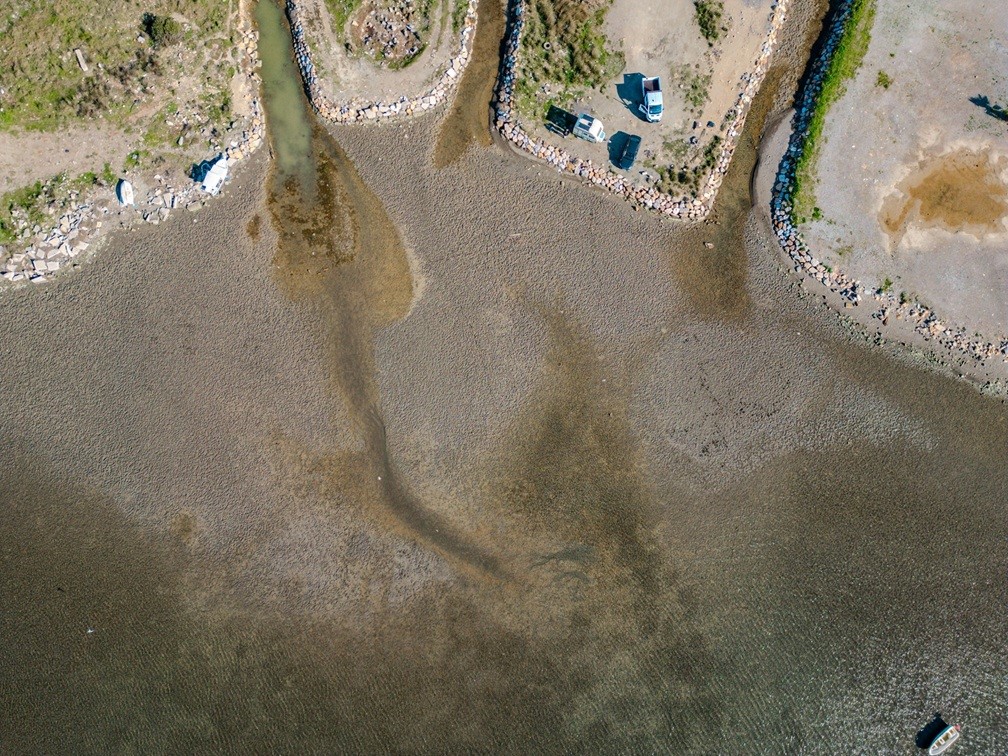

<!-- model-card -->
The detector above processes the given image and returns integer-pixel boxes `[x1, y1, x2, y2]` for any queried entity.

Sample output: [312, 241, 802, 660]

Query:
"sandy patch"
[879, 147, 1008, 248]
[0, 126, 127, 196]
[801, 0, 1008, 337]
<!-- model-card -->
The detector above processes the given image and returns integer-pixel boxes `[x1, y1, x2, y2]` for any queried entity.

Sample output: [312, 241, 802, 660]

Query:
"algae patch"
[880, 148, 1008, 249]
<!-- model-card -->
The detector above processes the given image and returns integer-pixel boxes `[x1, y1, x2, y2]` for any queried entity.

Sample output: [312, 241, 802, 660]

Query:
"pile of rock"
[492, 0, 791, 222]
[1, 203, 103, 283]
[351, 0, 424, 63]
[769, 0, 1008, 365]
[286, 0, 478, 124]
[0, 16, 266, 287]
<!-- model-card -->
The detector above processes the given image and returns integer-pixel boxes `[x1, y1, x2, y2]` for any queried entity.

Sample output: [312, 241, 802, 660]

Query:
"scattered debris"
[74, 48, 89, 73]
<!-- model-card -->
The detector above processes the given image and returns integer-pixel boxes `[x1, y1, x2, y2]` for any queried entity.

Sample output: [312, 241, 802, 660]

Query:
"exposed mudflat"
[880, 147, 1008, 248]
[1, 0, 1007, 751]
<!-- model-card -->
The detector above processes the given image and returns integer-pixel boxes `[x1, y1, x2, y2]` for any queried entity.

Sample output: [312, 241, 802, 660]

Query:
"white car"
[573, 113, 606, 143]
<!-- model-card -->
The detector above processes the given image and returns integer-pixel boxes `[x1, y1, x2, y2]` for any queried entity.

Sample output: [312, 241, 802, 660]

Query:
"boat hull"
[928, 724, 961, 755]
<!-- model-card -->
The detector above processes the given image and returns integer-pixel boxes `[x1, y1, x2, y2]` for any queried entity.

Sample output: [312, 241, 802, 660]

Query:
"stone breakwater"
[286, 0, 478, 123]
[0, 21, 266, 286]
[492, 0, 791, 221]
[769, 1, 1008, 365]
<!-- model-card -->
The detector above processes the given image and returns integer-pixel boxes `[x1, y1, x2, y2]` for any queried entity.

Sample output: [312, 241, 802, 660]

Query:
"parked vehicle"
[639, 76, 663, 122]
[573, 113, 606, 143]
[615, 134, 641, 170]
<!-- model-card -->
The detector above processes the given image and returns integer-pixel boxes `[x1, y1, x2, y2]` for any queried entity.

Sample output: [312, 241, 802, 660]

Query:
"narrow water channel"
[255, 0, 503, 576]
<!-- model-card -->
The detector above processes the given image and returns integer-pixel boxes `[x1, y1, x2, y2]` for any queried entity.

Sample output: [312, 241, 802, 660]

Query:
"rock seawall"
[286, 0, 479, 123]
[492, 0, 791, 222]
[769, 1, 1008, 365]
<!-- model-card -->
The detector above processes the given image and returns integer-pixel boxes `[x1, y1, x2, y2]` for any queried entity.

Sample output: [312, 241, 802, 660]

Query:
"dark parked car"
[616, 134, 641, 170]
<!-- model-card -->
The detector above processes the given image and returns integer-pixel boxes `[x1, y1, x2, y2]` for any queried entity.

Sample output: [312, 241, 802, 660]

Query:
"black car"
[616, 134, 641, 170]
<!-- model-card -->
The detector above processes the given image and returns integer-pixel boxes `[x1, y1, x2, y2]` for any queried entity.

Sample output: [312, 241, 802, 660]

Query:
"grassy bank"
[0, 0, 232, 132]
[514, 0, 624, 118]
[792, 0, 876, 222]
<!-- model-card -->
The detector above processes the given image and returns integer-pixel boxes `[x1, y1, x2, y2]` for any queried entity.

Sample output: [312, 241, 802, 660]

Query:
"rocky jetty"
[769, 0, 1008, 366]
[0, 18, 266, 286]
[286, 0, 479, 123]
[492, 0, 792, 222]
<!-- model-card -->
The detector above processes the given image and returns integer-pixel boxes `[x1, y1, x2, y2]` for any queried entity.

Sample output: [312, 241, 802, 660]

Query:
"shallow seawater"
[432, 0, 505, 167]
[256, 0, 314, 186]
[2, 0, 1008, 753]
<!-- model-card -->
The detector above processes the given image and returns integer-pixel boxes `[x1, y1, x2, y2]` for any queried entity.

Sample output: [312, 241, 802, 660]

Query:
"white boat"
[115, 179, 134, 206]
[929, 724, 961, 755]
[199, 154, 229, 195]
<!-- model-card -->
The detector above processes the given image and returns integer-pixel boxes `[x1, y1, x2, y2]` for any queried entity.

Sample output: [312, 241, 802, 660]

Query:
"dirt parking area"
[802, 0, 1008, 337]
[519, 0, 776, 195]
[297, 0, 467, 103]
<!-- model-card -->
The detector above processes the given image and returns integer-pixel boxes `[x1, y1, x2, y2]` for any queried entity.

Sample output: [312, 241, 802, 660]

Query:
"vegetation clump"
[875, 69, 892, 89]
[672, 64, 712, 112]
[515, 0, 624, 117]
[325, 0, 364, 31]
[452, 0, 469, 32]
[792, 0, 876, 222]
[142, 13, 183, 47]
[655, 134, 722, 197]
[694, 0, 726, 46]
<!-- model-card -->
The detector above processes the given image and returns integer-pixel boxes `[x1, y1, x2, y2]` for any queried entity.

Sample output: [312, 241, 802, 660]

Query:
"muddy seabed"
[2, 8, 1008, 752]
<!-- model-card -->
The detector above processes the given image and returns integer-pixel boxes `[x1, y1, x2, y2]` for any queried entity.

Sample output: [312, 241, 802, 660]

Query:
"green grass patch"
[0, 0, 230, 131]
[124, 149, 147, 170]
[875, 69, 892, 89]
[694, 0, 726, 46]
[0, 181, 47, 243]
[672, 64, 711, 112]
[515, 0, 624, 118]
[325, 0, 365, 33]
[792, 0, 876, 222]
[664, 138, 691, 162]
[452, 0, 469, 32]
